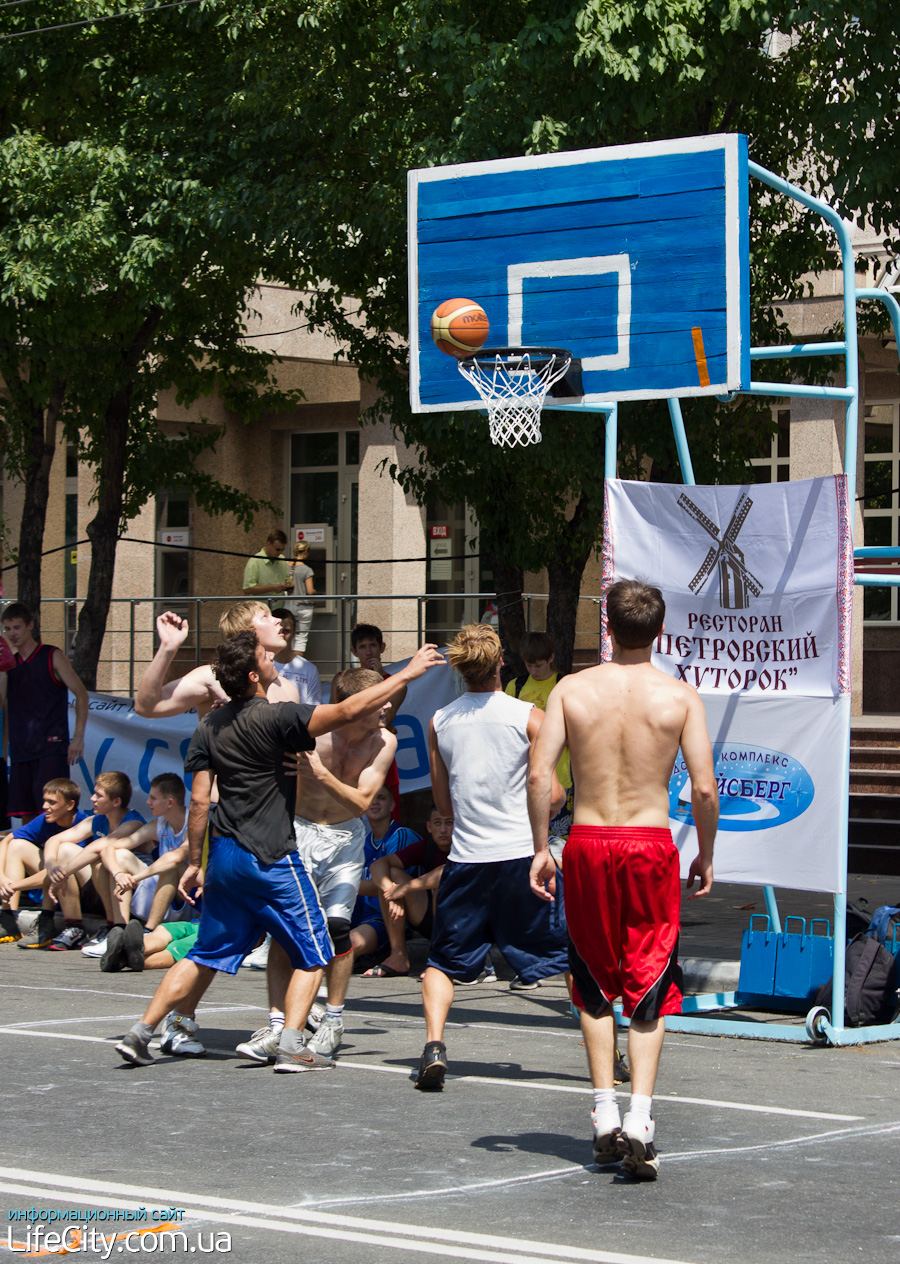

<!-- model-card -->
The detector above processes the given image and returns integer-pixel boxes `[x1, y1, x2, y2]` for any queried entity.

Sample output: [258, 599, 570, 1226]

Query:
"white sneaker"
[305, 1014, 343, 1057]
[305, 1001, 326, 1033]
[617, 1111, 659, 1180]
[81, 927, 111, 958]
[591, 1108, 622, 1166]
[235, 1025, 282, 1064]
[240, 936, 270, 969]
[159, 1012, 205, 1057]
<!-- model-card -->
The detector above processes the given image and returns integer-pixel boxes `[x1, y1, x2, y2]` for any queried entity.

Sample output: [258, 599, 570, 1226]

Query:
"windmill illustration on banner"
[678, 491, 763, 611]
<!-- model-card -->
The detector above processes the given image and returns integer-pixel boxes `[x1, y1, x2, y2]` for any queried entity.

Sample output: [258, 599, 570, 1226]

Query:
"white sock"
[325, 1004, 344, 1022]
[628, 1093, 653, 1123]
[592, 1088, 620, 1131]
[269, 1010, 285, 1033]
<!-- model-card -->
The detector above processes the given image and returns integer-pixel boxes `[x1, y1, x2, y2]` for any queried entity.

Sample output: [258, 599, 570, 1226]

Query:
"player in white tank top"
[432, 690, 534, 863]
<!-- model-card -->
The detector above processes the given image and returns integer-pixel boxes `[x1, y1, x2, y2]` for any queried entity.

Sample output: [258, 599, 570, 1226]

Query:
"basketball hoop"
[457, 346, 573, 447]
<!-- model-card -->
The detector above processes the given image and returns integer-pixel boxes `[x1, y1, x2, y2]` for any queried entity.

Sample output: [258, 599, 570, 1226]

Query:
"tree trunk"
[14, 380, 67, 627]
[71, 310, 161, 689]
[485, 549, 526, 684]
[545, 492, 603, 676]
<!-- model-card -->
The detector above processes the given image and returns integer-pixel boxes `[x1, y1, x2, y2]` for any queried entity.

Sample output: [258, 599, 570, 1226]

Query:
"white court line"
[336, 1061, 861, 1121]
[0, 1169, 692, 1264]
[0, 1005, 252, 1030]
[664, 1119, 900, 1162]
[297, 1118, 900, 1209]
[0, 1024, 862, 1122]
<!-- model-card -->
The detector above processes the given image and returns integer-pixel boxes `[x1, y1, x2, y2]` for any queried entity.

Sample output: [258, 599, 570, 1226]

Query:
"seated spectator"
[362, 802, 454, 978]
[0, 779, 87, 942]
[35, 772, 145, 951]
[348, 786, 421, 976]
[270, 608, 322, 704]
[80, 773, 188, 968]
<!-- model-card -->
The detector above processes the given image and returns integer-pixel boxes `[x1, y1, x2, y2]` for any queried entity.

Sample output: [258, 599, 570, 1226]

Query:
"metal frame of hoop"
[457, 345, 573, 448]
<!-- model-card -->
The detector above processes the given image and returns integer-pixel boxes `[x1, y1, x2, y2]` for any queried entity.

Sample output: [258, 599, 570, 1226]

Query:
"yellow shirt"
[505, 671, 572, 789]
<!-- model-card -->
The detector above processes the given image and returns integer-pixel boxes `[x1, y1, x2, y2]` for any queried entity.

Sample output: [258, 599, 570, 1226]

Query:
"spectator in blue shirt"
[37, 772, 145, 951]
[0, 778, 86, 942]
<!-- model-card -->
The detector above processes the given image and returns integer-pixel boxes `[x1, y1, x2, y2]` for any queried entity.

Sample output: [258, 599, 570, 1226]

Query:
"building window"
[288, 430, 359, 594]
[747, 408, 790, 484]
[862, 401, 899, 623]
[156, 487, 192, 600]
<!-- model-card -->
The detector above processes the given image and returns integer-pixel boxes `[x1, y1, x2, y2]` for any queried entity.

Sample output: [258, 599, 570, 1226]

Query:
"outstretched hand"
[405, 644, 445, 679]
[156, 611, 189, 652]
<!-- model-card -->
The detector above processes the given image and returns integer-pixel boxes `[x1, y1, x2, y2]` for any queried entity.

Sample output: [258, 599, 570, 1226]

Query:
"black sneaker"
[509, 975, 540, 990]
[614, 1047, 631, 1085]
[101, 925, 126, 973]
[122, 920, 145, 972]
[17, 913, 56, 949]
[414, 1041, 447, 1091]
[0, 909, 21, 943]
[115, 1030, 154, 1067]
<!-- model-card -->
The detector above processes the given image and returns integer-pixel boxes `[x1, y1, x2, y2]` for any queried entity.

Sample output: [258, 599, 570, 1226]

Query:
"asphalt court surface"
[2, 949, 899, 1264]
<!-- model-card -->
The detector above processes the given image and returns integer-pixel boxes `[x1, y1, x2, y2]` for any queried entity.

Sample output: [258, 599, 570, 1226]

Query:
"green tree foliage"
[231, 0, 837, 665]
[0, 2, 297, 683]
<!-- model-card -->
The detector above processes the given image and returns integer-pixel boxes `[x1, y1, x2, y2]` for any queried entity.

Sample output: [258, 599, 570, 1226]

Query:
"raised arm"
[307, 645, 444, 738]
[300, 731, 398, 817]
[51, 649, 88, 764]
[135, 614, 212, 718]
[680, 689, 718, 899]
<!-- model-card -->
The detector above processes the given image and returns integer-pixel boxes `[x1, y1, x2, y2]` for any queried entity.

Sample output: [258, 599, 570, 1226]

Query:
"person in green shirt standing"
[242, 530, 293, 598]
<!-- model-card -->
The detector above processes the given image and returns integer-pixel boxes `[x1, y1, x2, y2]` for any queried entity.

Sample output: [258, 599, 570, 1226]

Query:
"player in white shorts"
[235, 667, 397, 1063]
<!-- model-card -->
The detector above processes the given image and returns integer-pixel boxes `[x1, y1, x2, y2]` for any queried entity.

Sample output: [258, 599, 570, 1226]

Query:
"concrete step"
[849, 745, 900, 770]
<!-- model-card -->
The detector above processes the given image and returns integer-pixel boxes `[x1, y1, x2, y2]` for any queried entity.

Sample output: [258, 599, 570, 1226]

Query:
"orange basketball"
[431, 298, 490, 358]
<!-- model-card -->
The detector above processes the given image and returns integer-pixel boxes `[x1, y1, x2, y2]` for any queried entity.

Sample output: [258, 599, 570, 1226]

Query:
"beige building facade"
[2, 266, 899, 710]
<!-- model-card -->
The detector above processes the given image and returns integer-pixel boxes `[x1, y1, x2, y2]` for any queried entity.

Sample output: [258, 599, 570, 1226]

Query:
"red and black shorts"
[564, 825, 683, 1021]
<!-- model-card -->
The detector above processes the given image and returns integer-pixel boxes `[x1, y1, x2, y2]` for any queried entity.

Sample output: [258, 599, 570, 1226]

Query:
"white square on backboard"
[507, 255, 631, 371]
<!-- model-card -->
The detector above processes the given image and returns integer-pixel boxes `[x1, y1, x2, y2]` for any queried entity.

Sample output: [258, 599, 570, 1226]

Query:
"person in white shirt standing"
[416, 624, 567, 1091]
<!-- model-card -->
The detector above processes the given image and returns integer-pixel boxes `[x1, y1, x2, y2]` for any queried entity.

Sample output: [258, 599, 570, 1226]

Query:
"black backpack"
[814, 933, 900, 1027]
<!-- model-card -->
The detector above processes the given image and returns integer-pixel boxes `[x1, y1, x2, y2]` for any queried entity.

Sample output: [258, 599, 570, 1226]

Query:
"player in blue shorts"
[415, 624, 568, 1091]
[115, 629, 443, 1070]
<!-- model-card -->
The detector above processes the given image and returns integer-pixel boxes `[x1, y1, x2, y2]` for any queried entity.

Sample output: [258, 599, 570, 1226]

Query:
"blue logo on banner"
[669, 742, 814, 832]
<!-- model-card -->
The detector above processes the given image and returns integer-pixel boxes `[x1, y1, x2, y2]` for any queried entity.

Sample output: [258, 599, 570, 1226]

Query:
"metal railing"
[0, 591, 605, 696]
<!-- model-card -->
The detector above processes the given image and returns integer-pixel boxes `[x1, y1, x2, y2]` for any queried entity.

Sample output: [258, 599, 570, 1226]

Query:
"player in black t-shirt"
[116, 630, 443, 1071]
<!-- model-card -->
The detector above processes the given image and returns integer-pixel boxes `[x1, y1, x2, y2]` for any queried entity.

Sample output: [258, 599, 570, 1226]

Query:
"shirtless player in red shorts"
[527, 579, 718, 1181]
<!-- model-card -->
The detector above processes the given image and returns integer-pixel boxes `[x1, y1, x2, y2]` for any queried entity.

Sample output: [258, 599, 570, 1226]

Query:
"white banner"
[603, 476, 853, 893]
[67, 655, 455, 804]
[603, 476, 853, 696]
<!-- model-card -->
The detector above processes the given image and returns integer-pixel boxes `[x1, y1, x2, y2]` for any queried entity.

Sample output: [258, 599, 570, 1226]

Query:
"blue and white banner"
[67, 655, 454, 805]
[669, 693, 848, 892]
[603, 476, 854, 892]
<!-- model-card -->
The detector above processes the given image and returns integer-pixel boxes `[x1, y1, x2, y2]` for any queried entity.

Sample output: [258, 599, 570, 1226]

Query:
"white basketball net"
[458, 349, 572, 448]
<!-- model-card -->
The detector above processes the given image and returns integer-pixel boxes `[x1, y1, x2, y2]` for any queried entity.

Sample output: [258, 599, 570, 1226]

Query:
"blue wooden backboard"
[408, 134, 750, 412]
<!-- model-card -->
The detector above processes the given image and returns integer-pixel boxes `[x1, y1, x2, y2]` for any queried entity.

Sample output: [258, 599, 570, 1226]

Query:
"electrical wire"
[0, 0, 203, 41]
